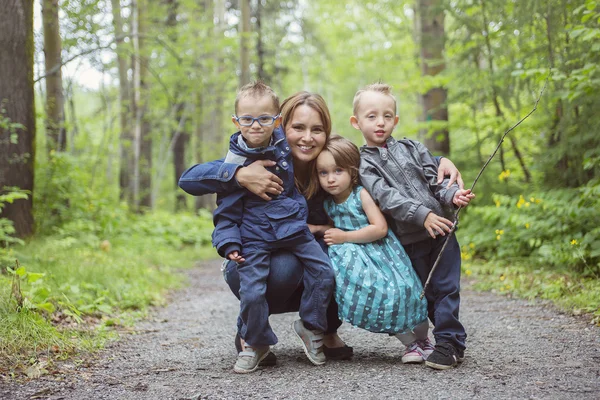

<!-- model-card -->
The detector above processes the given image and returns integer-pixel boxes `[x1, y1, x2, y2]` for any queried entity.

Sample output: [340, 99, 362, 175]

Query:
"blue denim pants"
[403, 235, 467, 351]
[232, 230, 335, 347]
[224, 239, 342, 340]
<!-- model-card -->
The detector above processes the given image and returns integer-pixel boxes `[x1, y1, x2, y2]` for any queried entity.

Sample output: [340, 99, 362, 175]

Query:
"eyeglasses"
[233, 114, 280, 127]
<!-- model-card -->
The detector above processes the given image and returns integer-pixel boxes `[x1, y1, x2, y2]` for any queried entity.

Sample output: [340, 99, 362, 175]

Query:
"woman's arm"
[178, 159, 284, 199]
[308, 223, 334, 237]
[323, 188, 388, 245]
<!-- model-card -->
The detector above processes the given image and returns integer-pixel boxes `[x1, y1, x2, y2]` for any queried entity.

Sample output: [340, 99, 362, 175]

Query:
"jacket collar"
[228, 126, 286, 160]
[360, 136, 397, 154]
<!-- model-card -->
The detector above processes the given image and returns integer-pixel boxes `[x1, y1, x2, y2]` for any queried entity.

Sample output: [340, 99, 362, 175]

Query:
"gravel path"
[2, 259, 599, 400]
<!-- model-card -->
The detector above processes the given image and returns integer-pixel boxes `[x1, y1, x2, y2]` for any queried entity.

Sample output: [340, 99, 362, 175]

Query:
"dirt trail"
[2, 260, 599, 400]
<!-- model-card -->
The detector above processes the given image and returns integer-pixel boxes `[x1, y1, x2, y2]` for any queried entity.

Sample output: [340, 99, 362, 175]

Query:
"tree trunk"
[240, 0, 251, 86]
[256, 0, 267, 82]
[138, 0, 152, 209]
[417, 0, 449, 155]
[0, 1, 36, 237]
[42, 0, 65, 152]
[165, 0, 189, 211]
[111, 0, 133, 202]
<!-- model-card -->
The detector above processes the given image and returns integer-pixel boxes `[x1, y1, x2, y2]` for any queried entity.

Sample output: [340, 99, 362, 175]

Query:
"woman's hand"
[308, 224, 334, 237]
[437, 158, 464, 189]
[324, 228, 347, 245]
[235, 160, 284, 201]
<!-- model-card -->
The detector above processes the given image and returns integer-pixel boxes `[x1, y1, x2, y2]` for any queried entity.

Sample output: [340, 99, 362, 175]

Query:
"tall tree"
[131, 0, 152, 209]
[166, 0, 190, 211]
[0, 1, 36, 237]
[42, 0, 66, 152]
[138, 0, 152, 208]
[240, 0, 251, 86]
[111, 0, 133, 202]
[417, 0, 449, 155]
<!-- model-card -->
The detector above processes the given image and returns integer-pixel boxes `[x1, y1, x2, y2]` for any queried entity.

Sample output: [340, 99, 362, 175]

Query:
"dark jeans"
[224, 234, 339, 346]
[404, 235, 467, 351]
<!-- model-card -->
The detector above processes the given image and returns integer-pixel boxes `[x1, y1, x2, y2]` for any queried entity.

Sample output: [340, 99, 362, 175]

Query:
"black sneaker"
[235, 333, 277, 366]
[425, 342, 463, 370]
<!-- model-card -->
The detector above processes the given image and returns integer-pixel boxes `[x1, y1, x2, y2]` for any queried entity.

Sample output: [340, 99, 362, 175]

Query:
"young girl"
[311, 135, 433, 364]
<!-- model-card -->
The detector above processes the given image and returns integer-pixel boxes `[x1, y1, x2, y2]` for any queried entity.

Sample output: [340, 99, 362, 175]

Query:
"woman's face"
[285, 105, 327, 165]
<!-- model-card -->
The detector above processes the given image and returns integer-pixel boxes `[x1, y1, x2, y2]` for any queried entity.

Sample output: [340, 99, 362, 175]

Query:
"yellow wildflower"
[517, 195, 525, 208]
[500, 275, 505, 281]
[499, 170, 511, 182]
[496, 235, 501, 240]
[495, 199, 501, 207]
[525, 223, 530, 229]
[465, 269, 472, 277]
[469, 243, 475, 249]
[571, 239, 578, 246]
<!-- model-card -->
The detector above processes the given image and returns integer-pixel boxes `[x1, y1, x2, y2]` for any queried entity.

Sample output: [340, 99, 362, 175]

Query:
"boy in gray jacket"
[353, 83, 475, 370]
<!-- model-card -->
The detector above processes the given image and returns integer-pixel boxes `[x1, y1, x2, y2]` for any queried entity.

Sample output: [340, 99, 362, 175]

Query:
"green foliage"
[0, 187, 29, 266]
[463, 261, 600, 325]
[459, 182, 600, 276]
[0, 208, 213, 377]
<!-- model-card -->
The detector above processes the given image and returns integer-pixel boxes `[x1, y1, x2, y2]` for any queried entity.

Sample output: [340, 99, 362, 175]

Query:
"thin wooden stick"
[420, 76, 550, 299]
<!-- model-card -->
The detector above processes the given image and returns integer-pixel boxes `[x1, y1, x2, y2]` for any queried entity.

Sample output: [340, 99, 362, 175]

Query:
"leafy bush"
[0, 187, 29, 266]
[459, 182, 600, 277]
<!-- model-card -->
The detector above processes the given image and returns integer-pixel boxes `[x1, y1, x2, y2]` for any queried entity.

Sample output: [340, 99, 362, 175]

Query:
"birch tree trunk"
[0, 1, 36, 237]
[42, 0, 66, 152]
[417, 0, 449, 155]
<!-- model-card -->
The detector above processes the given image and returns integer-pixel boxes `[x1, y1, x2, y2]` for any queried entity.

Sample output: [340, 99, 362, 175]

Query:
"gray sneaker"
[292, 319, 326, 366]
[233, 345, 271, 374]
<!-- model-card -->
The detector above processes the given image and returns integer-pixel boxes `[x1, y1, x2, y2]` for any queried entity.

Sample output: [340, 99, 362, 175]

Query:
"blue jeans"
[224, 239, 343, 339]
[404, 235, 467, 351]
[227, 231, 335, 347]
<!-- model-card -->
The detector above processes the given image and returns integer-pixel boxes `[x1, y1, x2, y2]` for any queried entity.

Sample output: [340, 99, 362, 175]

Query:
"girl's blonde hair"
[306, 135, 361, 199]
[280, 92, 333, 196]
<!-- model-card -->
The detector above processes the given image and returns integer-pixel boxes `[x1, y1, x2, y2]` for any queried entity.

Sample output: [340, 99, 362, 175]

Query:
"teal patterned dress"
[324, 186, 428, 334]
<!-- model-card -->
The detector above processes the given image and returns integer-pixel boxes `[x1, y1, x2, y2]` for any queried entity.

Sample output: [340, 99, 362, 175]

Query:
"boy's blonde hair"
[306, 135, 360, 199]
[352, 82, 397, 116]
[235, 81, 280, 114]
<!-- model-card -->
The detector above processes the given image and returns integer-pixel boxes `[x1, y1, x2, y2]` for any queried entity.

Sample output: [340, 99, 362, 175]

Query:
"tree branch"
[420, 74, 550, 299]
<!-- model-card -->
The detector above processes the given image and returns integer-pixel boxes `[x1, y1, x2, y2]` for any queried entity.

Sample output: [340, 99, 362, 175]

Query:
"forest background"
[0, 0, 599, 378]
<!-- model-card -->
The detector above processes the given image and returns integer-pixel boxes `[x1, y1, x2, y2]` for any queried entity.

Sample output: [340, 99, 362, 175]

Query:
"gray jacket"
[359, 137, 459, 245]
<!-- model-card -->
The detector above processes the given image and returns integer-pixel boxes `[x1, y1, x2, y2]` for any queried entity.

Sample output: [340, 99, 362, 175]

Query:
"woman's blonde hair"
[280, 92, 333, 196]
[306, 135, 361, 199]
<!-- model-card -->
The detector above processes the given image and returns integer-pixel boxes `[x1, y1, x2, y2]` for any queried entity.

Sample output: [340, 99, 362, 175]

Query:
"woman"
[178, 91, 463, 364]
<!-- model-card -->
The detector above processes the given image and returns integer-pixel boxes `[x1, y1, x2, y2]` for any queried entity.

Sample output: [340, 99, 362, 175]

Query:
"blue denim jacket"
[211, 127, 309, 257]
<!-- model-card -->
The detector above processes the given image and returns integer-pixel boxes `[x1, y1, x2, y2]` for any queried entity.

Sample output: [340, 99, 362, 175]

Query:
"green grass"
[462, 260, 600, 326]
[0, 214, 215, 379]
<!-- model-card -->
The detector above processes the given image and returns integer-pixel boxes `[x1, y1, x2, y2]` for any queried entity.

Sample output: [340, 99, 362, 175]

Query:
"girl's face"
[316, 150, 353, 203]
[285, 105, 327, 165]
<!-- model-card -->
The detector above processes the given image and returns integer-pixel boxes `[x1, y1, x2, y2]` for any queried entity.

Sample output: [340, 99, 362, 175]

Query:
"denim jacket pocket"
[264, 199, 303, 240]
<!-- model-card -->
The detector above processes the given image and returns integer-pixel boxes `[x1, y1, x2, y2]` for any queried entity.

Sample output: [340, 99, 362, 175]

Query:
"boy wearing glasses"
[212, 81, 334, 373]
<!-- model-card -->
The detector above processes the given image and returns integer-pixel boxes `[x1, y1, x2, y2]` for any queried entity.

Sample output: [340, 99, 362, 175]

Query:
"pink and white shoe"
[401, 341, 426, 364]
[417, 337, 435, 360]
